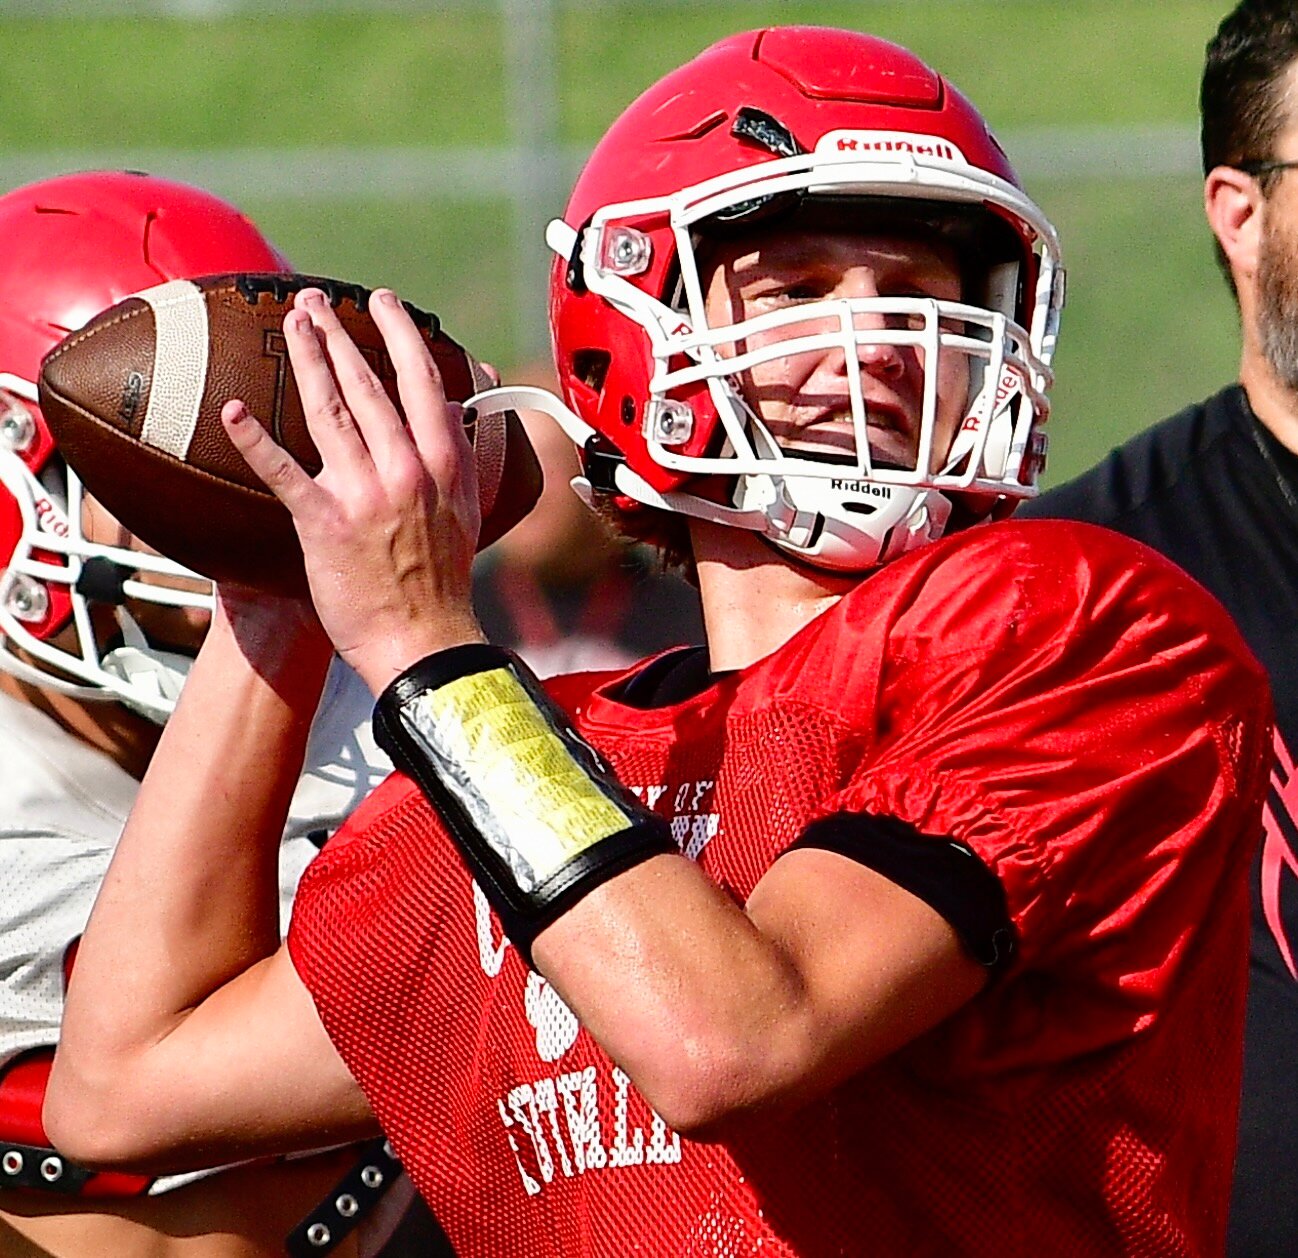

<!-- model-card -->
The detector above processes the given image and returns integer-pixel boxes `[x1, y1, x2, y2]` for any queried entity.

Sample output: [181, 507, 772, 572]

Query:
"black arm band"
[373, 644, 674, 966]
[788, 812, 1016, 971]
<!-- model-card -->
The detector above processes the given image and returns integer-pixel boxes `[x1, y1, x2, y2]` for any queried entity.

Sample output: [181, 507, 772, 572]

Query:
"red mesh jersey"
[289, 519, 1271, 1257]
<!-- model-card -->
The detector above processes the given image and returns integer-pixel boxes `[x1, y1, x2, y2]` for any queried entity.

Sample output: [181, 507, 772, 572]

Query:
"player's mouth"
[777, 403, 919, 470]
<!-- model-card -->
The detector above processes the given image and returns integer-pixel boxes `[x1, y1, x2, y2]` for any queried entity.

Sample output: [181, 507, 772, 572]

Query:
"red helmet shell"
[549, 27, 1034, 496]
[0, 170, 290, 388]
[0, 170, 291, 642]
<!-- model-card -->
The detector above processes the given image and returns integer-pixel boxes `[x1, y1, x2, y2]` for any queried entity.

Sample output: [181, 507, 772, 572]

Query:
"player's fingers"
[368, 289, 470, 477]
[281, 303, 371, 470]
[295, 289, 405, 455]
[221, 399, 324, 517]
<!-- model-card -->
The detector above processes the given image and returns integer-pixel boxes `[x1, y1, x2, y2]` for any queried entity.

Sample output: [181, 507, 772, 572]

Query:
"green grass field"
[0, 1, 1241, 484]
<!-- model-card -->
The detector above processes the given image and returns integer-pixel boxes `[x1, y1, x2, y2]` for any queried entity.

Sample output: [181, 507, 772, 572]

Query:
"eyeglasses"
[1236, 158, 1298, 177]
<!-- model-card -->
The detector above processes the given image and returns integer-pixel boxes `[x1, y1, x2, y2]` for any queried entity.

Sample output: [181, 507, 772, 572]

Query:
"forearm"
[372, 646, 985, 1138]
[533, 844, 986, 1139]
[531, 854, 815, 1135]
[54, 603, 331, 1110]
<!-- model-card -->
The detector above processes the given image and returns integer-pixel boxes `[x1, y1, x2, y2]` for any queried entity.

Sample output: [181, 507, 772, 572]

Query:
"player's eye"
[878, 290, 966, 334]
[748, 283, 821, 309]
[780, 283, 824, 302]
[878, 308, 933, 333]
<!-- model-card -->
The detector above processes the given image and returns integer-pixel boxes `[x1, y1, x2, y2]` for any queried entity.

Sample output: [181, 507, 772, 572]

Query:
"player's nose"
[829, 269, 906, 378]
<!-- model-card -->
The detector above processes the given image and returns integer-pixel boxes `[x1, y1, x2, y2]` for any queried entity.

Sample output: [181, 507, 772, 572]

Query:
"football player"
[49, 31, 1272, 1256]
[1020, 2, 1298, 1250]
[0, 171, 417, 1257]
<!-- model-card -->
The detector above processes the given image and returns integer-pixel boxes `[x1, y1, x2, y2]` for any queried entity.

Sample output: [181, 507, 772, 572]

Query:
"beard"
[1258, 211, 1298, 391]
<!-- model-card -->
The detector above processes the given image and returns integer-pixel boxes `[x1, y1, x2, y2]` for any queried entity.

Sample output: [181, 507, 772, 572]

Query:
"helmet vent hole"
[572, 349, 610, 394]
[843, 501, 880, 517]
[620, 396, 635, 426]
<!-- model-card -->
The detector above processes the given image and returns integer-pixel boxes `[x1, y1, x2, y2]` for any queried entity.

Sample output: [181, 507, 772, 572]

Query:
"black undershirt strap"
[617, 645, 728, 708]
[788, 812, 1016, 971]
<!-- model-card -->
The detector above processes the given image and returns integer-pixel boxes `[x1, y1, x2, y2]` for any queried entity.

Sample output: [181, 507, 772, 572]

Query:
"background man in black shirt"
[1022, 2, 1298, 1250]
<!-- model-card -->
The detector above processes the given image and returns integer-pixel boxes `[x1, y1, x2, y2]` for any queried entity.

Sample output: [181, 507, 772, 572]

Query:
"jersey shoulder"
[729, 518, 1224, 737]
[845, 515, 1227, 641]
[829, 517, 1267, 721]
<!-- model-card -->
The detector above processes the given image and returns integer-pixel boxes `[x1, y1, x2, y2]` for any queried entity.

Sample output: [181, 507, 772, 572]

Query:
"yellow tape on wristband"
[402, 667, 633, 892]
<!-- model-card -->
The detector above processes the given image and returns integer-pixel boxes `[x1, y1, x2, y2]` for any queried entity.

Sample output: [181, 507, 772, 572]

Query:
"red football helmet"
[0, 171, 291, 720]
[540, 27, 1065, 571]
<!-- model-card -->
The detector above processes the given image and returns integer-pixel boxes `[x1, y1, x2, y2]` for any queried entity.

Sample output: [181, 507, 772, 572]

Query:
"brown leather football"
[37, 273, 541, 593]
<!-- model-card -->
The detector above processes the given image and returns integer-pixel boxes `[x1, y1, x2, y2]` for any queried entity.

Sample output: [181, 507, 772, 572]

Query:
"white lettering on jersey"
[633, 784, 668, 810]
[498, 1094, 544, 1197]
[525, 970, 580, 1062]
[496, 1062, 681, 1196]
[675, 811, 721, 861]
[476, 768, 713, 1196]
[500, 1083, 554, 1192]
[609, 1066, 644, 1168]
[632, 777, 720, 862]
[556, 1068, 607, 1173]
[474, 879, 510, 977]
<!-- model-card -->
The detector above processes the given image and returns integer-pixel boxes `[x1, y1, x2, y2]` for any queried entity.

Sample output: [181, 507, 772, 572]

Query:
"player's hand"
[220, 286, 486, 695]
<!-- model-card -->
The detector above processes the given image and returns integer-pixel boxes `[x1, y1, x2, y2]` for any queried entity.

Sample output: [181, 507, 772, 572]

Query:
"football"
[36, 273, 542, 593]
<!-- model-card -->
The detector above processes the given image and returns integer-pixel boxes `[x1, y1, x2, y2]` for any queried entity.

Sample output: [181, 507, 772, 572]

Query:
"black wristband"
[373, 645, 674, 966]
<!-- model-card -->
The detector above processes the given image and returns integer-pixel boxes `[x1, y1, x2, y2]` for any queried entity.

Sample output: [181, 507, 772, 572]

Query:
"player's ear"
[1205, 165, 1264, 285]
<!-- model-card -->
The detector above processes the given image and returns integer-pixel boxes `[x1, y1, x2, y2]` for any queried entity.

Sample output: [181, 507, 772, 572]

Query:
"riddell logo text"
[831, 479, 892, 498]
[35, 496, 69, 538]
[817, 131, 970, 166]
[835, 138, 958, 161]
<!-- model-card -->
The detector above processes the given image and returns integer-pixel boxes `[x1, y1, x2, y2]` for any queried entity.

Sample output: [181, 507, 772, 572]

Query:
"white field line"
[0, 125, 1200, 202]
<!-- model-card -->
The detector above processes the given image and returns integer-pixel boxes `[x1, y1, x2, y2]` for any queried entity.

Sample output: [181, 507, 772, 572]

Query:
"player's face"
[80, 494, 212, 654]
[701, 226, 969, 473]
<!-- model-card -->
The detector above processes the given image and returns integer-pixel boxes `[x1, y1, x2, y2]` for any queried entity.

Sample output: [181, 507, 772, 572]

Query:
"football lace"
[232, 273, 441, 337]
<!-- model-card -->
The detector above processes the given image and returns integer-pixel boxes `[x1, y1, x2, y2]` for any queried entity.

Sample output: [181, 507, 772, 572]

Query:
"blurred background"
[0, 0, 1237, 487]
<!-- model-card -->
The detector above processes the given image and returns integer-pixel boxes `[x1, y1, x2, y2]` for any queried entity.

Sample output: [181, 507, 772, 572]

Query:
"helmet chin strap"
[100, 607, 194, 725]
[469, 384, 788, 536]
[470, 382, 969, 574]
[717, 385, 957, 573]
[732, 467, 954, 572]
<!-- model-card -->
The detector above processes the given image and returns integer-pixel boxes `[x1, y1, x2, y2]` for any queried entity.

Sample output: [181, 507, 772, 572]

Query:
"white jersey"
[0, 659, 391, 1071]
